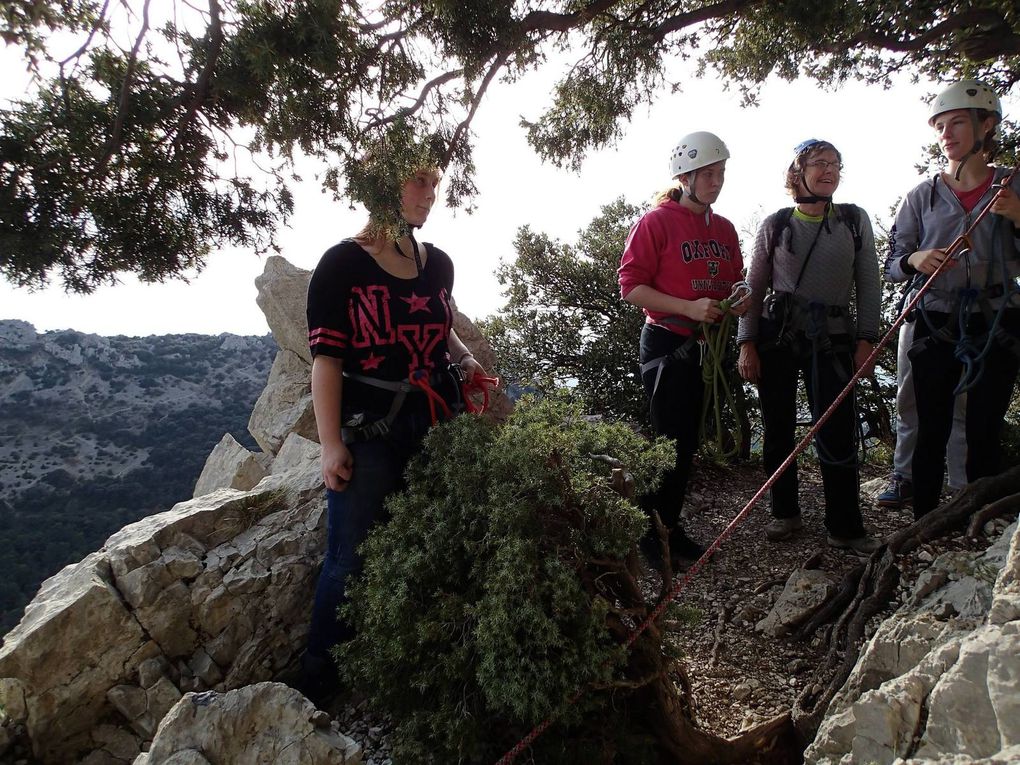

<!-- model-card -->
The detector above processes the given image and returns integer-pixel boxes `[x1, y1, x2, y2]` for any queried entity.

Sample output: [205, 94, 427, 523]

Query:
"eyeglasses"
[806, 159, 843, 171]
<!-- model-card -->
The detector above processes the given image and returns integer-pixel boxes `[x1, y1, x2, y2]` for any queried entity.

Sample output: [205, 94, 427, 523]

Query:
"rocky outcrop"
[255, 256, 314, 366]
[135, 683, 361, 765]
[0, 459, 325, 763]
[193, 433, 270, 496]
[248, 349, 318, 456]
[0, 256, 506, 763]
[806, 521, 1020, 765]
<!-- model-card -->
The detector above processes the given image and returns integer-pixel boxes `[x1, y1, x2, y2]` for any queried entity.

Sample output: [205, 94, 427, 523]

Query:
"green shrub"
[339, 394, 674, 763]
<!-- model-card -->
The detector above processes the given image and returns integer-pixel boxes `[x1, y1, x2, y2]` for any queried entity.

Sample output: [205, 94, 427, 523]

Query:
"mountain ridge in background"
[0, 319, 276, 633]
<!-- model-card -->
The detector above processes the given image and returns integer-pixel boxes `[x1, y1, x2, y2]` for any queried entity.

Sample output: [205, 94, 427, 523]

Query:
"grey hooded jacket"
[885, 166, 1020, 313]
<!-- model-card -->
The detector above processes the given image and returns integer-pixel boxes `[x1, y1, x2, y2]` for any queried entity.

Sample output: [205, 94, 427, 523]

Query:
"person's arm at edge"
[448, 329, 487, 382]
[312, 355, 353, 491]
[736, 217, 773, 384]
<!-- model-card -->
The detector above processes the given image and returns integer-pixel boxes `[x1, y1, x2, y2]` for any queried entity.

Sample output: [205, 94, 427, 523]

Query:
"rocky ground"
[4, 456, 1008, 765]
[323, 457, 1016, 764]
[669, 458, 906, 738]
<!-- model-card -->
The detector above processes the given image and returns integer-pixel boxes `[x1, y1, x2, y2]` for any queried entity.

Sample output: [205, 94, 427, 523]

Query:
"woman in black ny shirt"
[300, 167, 485, 702]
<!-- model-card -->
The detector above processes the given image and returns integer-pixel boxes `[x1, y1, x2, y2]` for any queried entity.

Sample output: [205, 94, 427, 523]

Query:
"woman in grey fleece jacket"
[737, 139, 882, 553]
[885, 80, 1020, 519]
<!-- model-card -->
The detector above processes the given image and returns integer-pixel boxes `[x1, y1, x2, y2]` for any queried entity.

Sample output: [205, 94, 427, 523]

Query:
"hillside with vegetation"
[0, 319, 276, 634]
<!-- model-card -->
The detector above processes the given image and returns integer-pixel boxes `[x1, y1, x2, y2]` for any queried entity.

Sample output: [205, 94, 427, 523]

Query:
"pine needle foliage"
[338, 394, 675, 763]
[5, 1, 1019, 290]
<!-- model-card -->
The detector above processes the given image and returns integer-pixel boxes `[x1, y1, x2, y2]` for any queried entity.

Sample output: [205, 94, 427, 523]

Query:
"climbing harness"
[639, 281, 749, 459]
[495, 165, 1020, 765]
[341, 365, 500, 443]
[909, 171, 1020, 394]
[759, 203, 865, 466]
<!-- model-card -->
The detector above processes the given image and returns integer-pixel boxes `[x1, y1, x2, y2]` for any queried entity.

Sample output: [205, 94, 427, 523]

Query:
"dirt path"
[671, 457, 993, 738]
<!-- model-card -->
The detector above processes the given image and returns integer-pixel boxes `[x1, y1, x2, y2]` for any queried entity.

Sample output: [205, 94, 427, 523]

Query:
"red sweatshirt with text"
[618, 199, 743, 336]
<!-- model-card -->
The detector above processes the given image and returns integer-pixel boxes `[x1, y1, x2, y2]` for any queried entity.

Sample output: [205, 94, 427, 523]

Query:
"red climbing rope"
[410, 369, 453, 425]
[462, 374, 500, 415]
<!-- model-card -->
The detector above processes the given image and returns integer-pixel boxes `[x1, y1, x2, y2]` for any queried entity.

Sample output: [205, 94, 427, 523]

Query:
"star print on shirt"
[361, 353, 384, 371]
[401, 292, 431, 313]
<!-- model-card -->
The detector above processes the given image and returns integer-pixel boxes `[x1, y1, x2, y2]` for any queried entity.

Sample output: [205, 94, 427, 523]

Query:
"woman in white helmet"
[618, 131, 748, 565]
[737, 139, 882, 554]
[885, 79, 1020, 519]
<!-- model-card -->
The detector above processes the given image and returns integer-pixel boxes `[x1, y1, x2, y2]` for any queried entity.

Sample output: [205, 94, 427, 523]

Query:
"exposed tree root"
[790, 465, 1020, 742]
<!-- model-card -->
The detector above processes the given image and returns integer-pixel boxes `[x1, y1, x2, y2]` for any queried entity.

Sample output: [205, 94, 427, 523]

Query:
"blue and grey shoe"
[876, 475, 912, 508]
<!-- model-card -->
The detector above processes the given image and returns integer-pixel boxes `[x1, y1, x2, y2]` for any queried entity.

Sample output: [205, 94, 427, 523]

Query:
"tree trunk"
[597, 554, 803, 764]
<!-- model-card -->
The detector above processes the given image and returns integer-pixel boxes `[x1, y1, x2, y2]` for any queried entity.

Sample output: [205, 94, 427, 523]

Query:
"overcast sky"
[2, 39, 1008, 338]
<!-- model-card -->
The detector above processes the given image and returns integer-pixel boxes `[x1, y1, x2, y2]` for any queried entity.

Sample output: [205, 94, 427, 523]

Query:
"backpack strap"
[835, 203, 863, 252]
[766, 207, 795, 287]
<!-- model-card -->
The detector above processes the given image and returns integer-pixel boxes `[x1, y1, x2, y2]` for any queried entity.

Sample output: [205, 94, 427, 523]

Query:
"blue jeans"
[305, 426, 422, 659]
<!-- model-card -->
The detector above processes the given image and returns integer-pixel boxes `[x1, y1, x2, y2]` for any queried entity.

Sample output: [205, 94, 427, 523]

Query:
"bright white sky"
[1, 35, 1010, 337]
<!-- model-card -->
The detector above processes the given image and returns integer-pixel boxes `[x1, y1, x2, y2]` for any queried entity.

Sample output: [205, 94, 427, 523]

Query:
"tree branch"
[520, 0, 624, 33]
[833, 9, 1006, 54]
[364, 68, 465, 132]
[651, 0, 760, 44]
[92, 0, 152, 181]
[171, 0, 222, 155]
[441, 50, 510, 169]
[58, 0, 113, 67]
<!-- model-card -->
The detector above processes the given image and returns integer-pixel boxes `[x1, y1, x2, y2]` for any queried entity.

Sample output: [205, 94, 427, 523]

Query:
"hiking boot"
[827, 533, 882, 555]
[876, 475, 912, 508]
[765, 515, 803, 541]
[669, 528, 706, 562]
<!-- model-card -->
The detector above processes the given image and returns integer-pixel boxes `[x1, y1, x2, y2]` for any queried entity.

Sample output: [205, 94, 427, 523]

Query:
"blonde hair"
[652, 185, 684, 206]
[352, 165, 441, 245]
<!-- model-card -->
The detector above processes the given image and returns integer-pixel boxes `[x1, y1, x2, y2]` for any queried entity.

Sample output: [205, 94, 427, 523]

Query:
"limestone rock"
[991, 521, 1020, 625]
[756, 569, 835, 636]
[807, 636, 965, 765]
[90, 724, 142, 763]
[255, 256, 312, 363]
[895, 744, 1020, 763]
[0, 475, 326, 764]
[860, 475, 887, 501]
[136, 683, 361, 765]
[0, 552, 155, 762]
[193, 433, 270, 497]
[247, 349, 317, 456]
[916, 624, 1020, 760]
[270, 432, 321, 483]
[806, 521, 1020, 765]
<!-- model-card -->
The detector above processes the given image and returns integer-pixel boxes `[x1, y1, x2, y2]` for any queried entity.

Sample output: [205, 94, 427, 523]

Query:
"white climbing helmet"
[928, 79, 1002, 125]
[669, 132, 730, 178]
